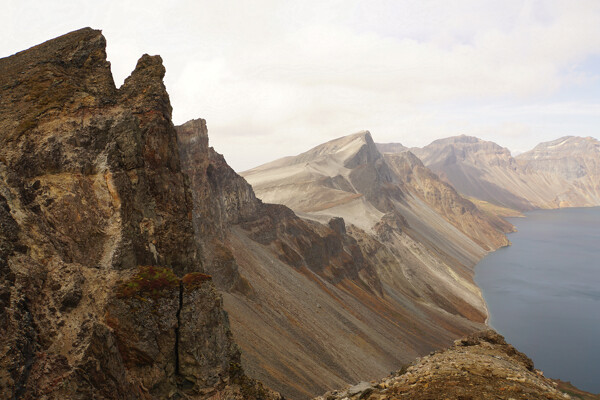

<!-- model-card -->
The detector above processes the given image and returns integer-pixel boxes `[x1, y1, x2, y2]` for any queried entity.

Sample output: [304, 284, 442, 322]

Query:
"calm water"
[475, 207, 600, 394]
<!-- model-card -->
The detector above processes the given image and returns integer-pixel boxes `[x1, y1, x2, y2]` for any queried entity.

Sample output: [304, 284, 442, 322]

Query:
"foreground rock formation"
[406, 135, 600, 212]
[316, 330, 598, 400]
[0, 28, 279, 399]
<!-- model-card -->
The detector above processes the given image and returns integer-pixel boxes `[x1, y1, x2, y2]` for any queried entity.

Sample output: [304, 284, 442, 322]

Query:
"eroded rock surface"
[0, 28, 280, 399]
[316, 330, 590, 400]
[409, 135, 600, 211]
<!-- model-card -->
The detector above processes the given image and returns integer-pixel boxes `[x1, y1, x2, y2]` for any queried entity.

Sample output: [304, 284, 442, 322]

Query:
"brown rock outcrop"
[316, 330, 588, 400]
[0, 28, 280, 399]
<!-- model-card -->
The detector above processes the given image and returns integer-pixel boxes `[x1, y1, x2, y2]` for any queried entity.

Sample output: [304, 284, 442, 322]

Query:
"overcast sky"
[3, 1, 600, 171]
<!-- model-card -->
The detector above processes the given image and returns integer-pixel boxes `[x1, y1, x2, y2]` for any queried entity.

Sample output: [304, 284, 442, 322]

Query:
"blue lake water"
[474, 207, 600, 394]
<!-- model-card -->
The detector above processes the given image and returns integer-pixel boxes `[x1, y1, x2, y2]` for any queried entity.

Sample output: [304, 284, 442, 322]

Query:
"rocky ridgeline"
[176, 119, 383, 296]
[0, 28, 279, 399]
[383, 150, 513, 250]
[316, 330, 583, 400]
[409, 135, 600, 211]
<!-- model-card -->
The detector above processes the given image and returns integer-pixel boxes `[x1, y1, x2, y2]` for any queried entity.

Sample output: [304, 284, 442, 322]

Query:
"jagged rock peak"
[120, 53, 173, 117]
[0, 29, 281, 399]
[176, 118, 209, 151]
[0, 28, 117, 141]
[290, 129, 382, 168]
[0, 27, 114, 92]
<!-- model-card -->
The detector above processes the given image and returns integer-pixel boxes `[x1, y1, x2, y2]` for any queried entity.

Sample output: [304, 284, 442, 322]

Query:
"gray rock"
[347, 381, 372, 396]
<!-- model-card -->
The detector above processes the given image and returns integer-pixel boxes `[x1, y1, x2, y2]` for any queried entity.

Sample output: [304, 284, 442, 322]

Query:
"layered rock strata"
[0, 28, 279, 399]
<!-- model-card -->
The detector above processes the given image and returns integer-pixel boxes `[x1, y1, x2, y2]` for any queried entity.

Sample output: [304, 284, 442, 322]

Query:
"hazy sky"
[3, 1, 600, 171]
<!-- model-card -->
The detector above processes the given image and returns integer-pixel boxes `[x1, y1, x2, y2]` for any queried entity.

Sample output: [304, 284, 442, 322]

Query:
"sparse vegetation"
[182, 272, 212, 290]
[116, 265, 179, 299]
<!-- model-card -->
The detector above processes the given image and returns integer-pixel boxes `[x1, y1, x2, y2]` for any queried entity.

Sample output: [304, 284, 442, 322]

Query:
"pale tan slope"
[179, 123, 491, 399]
[241, 130, 512, 343]
[409, 135, 600, 211]
[243, 131, 382, 215]
[383, 151, 514, 251]
[516, 136, 600, 207]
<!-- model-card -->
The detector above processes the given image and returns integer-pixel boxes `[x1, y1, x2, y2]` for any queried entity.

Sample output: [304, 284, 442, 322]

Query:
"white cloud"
[2, 0, 600, 170]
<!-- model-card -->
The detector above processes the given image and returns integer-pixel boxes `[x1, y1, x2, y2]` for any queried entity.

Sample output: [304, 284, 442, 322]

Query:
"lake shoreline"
[474, 207, 600, 394]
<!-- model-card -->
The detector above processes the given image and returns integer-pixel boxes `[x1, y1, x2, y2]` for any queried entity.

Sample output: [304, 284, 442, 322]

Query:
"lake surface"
[474, 207, 600, 394]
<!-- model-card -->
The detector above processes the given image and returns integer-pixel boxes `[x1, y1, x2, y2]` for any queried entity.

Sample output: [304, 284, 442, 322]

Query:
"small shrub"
[182, 272, 212, 291]
[116, 266, 179, 299]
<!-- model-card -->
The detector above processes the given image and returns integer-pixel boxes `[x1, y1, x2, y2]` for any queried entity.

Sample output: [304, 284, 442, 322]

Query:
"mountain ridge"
[397, 134, 600, 211]
[0, 27, 280, 400]
[177, 119, 492, 399]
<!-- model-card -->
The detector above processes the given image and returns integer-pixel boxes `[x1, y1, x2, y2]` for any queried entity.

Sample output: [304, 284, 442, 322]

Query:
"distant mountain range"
[403, 135, 600, 212]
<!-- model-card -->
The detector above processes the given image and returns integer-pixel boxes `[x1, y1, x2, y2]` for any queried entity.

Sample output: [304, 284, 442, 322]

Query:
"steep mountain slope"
[0, 28, 279, 399]
[516, 136, 600, 207]
[232, 130, 520, 397]
[244, 132, 508, 241]
[177, 123, 502, 399]
[408, 135, 600, 211]
[382, 150, 515, 250]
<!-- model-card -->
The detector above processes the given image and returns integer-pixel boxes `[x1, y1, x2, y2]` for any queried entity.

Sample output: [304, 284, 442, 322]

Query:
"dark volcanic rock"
[0, 28, 280, 399]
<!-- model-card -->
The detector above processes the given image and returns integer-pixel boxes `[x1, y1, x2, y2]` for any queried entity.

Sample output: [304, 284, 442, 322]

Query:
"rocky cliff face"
[0, 28, 279, 399]
[516, 136, 600, 207]
[383, 151, 513, 250]
[408, 135, 600, 211]
[315, 330, 594, 400]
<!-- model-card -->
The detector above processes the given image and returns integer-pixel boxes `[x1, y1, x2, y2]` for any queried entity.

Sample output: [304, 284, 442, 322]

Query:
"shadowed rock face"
[0, 28, 280, 399]
[176, 120, 383, 296]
